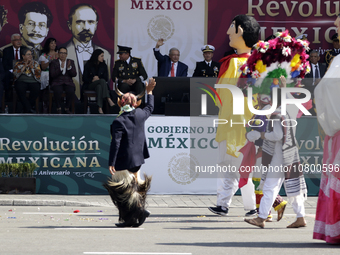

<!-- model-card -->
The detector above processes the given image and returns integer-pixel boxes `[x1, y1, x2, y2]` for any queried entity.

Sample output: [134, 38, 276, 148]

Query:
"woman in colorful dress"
[13, 47, 41, 113]
[313, 15, 340, 244]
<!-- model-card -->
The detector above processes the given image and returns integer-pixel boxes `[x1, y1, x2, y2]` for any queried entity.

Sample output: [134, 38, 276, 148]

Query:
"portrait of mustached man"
[18, 2, 53, 61]
[63, 3, 111, 99]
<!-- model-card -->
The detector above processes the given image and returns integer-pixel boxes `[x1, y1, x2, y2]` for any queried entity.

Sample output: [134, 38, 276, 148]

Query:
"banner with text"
[0, 115, 321, 195]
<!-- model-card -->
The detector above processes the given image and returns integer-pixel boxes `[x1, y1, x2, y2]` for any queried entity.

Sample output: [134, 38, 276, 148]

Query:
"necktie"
[315, 65, 320, 79]
[15, 49, 19, 60]
[171, 62, 175, 77]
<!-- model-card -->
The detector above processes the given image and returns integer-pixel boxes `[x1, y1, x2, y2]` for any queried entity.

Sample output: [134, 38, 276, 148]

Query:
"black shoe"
[245, 209, 257, 217]
[115, 221, 134, 228]
[208, 206, 228, 216]
[132, 210, 151, 227]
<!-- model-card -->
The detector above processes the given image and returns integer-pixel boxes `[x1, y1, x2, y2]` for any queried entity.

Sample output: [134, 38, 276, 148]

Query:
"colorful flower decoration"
[282, 46, 291, 57]
[237, 30, 311, 96]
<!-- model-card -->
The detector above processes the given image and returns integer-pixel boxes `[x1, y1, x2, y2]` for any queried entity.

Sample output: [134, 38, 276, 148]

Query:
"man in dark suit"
[2, 34, 25, 96]
[304, 50, 326, 88]
[49, 47, 77, 114]
[104, 78, 156, 228]
[303, 50, 326, 116]
[325, 33, 340, 67]
[153, 39, 188, 77]
[112, 45, 147, 96]
[193, 45, 220, 77]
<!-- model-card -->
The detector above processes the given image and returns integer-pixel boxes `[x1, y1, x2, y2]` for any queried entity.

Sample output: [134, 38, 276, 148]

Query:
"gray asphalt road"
[0, 205, 337, 255]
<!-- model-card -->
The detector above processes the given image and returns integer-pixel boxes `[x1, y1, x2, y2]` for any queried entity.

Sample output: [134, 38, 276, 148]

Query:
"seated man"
[193, 45, 220, 77]
[2, 34, 24, 99]
[153, 39, 188, 77]
[112, 45, 147, 95]
[49, 47, 76, 114]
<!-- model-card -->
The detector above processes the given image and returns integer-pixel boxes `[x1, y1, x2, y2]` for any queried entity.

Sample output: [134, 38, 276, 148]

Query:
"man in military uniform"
[325, 33, 340, 67]
[112, 45, 147, 95]
[193, 45, 220, 77]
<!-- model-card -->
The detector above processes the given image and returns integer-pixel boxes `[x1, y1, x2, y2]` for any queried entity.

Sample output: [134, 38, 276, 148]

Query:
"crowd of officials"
[0, 31, 338, 114]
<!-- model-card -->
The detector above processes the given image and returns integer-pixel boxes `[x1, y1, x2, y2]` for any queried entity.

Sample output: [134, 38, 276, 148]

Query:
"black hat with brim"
[117, 45, 132, 54]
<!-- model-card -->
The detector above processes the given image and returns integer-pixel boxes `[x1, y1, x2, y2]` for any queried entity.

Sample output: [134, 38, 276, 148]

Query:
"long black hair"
[41, 38, 57, 54]
[89, 49, 104, 65]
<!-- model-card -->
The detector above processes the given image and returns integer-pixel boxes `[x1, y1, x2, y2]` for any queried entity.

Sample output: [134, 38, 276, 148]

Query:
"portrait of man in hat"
[193, 45, 220, 77]
[63, 3, 112, 98]
[112, 45, 147, 96]
[325, 33, 340, 67]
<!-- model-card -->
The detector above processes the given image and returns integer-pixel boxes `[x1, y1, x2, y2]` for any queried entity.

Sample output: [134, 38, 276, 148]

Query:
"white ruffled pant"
[216, 141, 256, 211]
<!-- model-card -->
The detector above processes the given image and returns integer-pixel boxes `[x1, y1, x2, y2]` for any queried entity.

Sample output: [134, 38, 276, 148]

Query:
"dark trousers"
[119, 80, 144, 95]
[51, 84, 75, 109]
[14, 81, 40, 113]
[87, 79, 110, 108]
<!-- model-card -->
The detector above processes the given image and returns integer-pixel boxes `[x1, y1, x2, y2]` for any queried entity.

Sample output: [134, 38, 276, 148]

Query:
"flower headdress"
[238, 30, 310, 95]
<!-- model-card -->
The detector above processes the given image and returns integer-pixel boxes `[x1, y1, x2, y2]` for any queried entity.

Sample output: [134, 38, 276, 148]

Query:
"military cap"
[332, 33, 339, 41]
[201, 45, 215, 53]
[117, 45, 132, 54]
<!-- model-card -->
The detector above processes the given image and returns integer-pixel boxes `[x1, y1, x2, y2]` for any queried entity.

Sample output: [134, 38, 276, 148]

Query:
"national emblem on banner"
[147, 15, 175, 41]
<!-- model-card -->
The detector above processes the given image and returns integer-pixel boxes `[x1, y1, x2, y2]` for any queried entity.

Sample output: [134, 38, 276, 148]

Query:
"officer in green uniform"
[112, 45, 148, 95]
[325, 33, 340, 67]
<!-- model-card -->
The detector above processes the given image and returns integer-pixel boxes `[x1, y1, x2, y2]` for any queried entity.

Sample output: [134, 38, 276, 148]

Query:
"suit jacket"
[83, 61, 108, 89]
[303, 63, 326, 93]
[112, 57, 147, 83]
[193, 61, 220, 77]
[109, 94, 154, 170]
[153, 48, 188, 77]
[64, 40, 112, 98]
[2, 46, 25, 72]
[49, 59, 77, 87]
[2, 46, 25, 89]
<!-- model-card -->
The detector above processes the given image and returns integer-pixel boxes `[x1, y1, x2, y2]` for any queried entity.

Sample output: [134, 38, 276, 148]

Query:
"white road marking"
[23, 212, 105, 215]
[55, 228, 144, 230]
[83, 253, 192, 255]
[283, 214, 315, 217]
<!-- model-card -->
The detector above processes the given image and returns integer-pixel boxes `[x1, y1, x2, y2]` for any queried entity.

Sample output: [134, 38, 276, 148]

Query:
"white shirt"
[13, 46, 20, 59]
[126, 57, 131, 64]
[59, 59, 72, 75]
[73, 38, 93, 74]
[311, 63, 320, 85]
[10, 46, 21, 72]
[205, 60, 212, 66]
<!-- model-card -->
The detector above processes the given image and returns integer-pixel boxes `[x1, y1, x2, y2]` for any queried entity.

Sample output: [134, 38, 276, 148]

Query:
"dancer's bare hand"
[279, 75, 286, 88]
[146, 78, 156, 94]
[109, 166, 116, 175]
